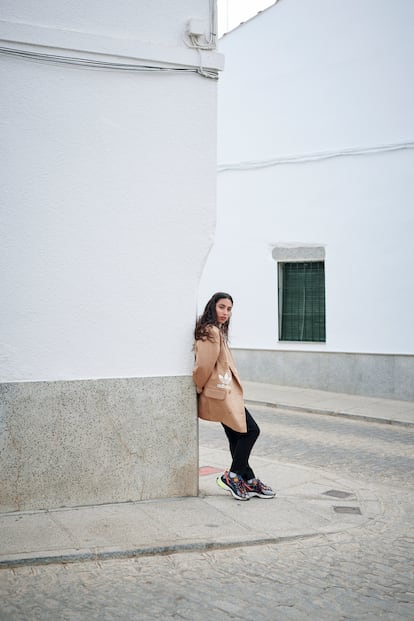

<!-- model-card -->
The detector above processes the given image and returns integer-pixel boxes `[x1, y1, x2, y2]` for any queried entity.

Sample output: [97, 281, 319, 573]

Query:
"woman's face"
[215, 298, 233, 325]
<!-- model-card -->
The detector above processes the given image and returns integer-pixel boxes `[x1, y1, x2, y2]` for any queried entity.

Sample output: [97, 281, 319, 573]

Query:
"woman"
[193, 292, 275, 501]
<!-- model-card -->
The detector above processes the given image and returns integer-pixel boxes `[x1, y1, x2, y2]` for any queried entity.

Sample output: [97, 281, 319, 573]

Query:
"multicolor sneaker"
[244, 479, 276, 499]
[216, 470, 249, 501]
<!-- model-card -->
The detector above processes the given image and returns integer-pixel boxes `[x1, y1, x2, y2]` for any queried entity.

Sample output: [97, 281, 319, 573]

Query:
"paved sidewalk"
[0, 448, 381, 569]
[1, 383, 411, 569]
[244, 381, 414, 427]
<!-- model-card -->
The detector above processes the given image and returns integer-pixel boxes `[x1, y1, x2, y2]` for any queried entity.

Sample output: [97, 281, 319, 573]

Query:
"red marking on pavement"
[199, 466, 223, 476]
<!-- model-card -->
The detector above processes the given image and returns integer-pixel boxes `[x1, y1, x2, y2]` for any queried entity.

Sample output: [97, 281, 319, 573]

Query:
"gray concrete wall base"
[0, 376, 198, 513]
[233, 349, 414, 402]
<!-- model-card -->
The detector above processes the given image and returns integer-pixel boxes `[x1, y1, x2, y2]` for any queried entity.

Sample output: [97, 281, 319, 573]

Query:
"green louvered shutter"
[280, 262, 326, 342]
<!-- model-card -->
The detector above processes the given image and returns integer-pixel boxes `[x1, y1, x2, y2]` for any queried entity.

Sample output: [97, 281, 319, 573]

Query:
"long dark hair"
[194, 292, 234, 342]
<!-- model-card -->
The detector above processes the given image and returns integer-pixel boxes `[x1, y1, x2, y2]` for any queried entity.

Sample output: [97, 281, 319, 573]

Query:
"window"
[278, 261, 326, 342]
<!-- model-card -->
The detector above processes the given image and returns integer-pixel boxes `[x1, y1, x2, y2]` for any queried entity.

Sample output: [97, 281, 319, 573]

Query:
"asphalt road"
[1, 406, 413, 621]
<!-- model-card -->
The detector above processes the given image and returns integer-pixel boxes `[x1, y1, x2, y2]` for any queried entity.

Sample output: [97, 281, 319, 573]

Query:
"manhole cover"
[323, 489, 353, 499]
[333, 506, 362, 515]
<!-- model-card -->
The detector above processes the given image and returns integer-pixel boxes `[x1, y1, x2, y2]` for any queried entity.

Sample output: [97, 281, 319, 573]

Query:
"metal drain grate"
[323, 489, 353, 499]
[333, 506, 362, 515]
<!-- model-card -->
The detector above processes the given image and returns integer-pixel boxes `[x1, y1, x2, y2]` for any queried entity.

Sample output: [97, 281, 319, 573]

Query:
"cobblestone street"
[1, 406, 413, 621]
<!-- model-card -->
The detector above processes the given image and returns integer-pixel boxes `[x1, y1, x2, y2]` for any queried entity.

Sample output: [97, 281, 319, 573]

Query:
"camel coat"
[192, 325, 247, 433]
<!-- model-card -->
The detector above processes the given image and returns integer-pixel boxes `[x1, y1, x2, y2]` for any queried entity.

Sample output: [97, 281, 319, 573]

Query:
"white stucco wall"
[0, 1, 221, 381]
[0, 0, 212, 45]
[199, 0, 414, 355]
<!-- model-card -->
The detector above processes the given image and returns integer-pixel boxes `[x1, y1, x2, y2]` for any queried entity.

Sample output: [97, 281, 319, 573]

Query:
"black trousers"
[222, 408, 260, 481]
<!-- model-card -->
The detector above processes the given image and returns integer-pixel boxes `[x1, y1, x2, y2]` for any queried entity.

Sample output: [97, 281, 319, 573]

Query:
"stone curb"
[0, 533, 318, 569]
[245, 399, 414, 428]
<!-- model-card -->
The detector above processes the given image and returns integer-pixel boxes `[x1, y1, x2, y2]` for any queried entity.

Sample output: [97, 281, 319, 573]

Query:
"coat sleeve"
[192, 328, 220, 394]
